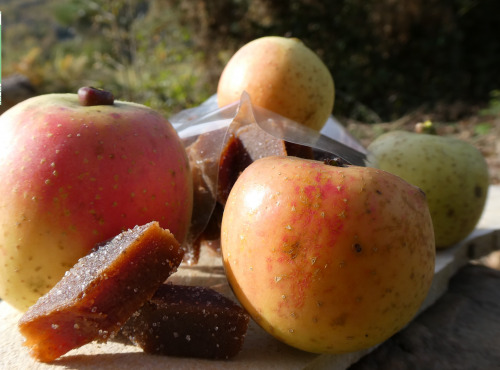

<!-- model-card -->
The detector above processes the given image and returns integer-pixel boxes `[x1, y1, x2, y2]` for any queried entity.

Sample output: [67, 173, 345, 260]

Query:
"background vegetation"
[2, 0, 499, 122]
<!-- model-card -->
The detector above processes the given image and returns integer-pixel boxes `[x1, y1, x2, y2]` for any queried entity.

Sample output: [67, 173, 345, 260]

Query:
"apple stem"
[323, 157, 350, 167]
[78, 87, 114, 106]
[414, 120, 437, 135]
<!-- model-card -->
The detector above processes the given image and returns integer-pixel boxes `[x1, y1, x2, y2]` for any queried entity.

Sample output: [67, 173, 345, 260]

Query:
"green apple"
[367, 129, 490, 248]
[221, 156, 435, 353]
[0, 87, 193, 311]
[217, 36, 335, 131]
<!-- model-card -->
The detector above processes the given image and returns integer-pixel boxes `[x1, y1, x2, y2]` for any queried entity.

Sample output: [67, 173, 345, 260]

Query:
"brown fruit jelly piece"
[18, 222, 184, 363]
[183, 128, 226, 264]
[120, 284, 250, 360]
[218, 120, 314, 205]
[185, 127, 227, 199]
[218, 123, 288, 205]
[187, 121, 314, 209]
[191, 201, 224, 257]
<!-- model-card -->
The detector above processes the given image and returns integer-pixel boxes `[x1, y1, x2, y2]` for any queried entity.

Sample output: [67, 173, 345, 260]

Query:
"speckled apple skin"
[0, 94, 193, 311]
[368, 131, 490, 248]
[217, 36, 335, 131]
[221, 156, 435, 354]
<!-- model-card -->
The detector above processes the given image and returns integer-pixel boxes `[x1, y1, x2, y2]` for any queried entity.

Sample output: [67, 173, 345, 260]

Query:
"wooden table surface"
[1, 186, 499, 370]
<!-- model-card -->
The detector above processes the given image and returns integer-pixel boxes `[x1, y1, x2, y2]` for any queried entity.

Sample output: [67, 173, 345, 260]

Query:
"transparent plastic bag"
[171, 93, 367, 156]
[170, 92, 369, 264]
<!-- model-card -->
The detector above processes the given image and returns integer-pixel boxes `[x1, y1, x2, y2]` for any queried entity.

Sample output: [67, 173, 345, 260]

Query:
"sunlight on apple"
[243, 184, 266, 214]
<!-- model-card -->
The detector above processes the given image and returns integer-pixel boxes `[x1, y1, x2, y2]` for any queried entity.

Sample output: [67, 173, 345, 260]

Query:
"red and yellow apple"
[217, 36, 335, 131]
[0, 87, 193, 311]
[221, 156, 435, 354]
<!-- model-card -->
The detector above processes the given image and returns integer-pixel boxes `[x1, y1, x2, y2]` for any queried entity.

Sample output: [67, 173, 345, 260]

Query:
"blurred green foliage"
[2, 0, 499, 121]
[2, 0, 212, 114]
[480, 90, 500, 117]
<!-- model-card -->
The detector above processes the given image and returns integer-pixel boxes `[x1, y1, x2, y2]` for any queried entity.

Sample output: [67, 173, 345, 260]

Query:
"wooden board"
[1, 186, 499, 370]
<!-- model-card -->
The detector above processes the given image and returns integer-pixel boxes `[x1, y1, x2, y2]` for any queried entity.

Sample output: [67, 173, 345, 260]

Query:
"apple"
[0, 87, 193, 311]
[217, 36, 335, 131]
[221, 156, 435, 354]
[367, 128, 490, 248]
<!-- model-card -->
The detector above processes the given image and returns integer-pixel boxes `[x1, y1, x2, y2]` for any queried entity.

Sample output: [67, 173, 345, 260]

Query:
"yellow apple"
[217, 36, 335, 131]
[368, 130, 490, 248]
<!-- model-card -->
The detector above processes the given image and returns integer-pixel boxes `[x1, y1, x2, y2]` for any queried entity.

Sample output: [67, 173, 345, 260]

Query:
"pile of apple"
[217, 36, 486, 353]
[0, 36, 489, 357]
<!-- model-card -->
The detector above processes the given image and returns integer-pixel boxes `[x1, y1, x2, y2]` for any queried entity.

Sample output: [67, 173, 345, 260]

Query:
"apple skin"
[217, 36, 335, 131]
[221, 156, 435, 354]
[367, 131, 490, 248]
[0, 93, 193, 311]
